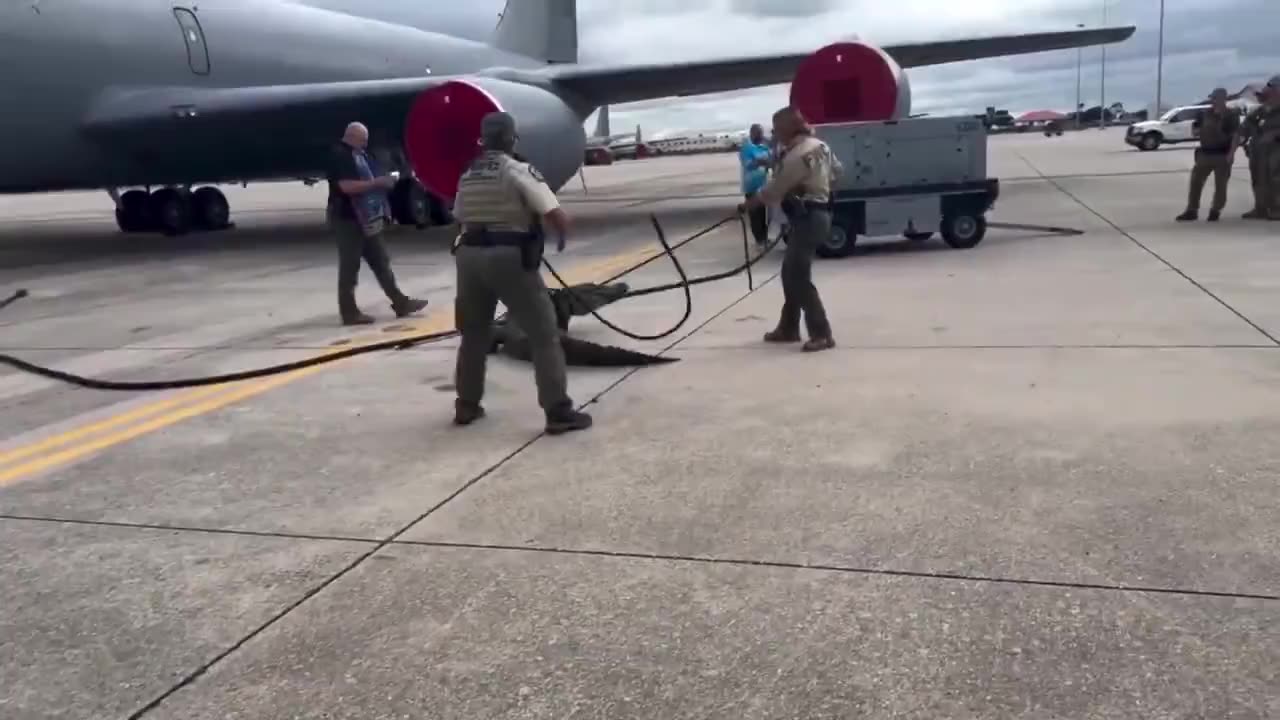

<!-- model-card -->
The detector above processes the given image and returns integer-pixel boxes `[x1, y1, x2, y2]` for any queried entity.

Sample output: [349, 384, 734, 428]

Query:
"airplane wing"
[548, 26, 1136, 107]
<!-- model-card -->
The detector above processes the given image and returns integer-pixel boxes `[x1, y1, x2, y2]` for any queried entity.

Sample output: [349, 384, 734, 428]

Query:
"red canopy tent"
[1017, 110, 1067, 123]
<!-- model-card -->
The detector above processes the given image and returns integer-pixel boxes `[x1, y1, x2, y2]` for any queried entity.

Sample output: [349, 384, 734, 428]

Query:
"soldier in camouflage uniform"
[1177, 88, 1240, 222]
[1235, 75, 1280, 220]
[449, 112, 592, 435]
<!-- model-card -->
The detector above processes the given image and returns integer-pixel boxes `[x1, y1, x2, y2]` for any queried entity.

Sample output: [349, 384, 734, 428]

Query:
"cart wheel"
[816, 217, 857, 259]
[941, 213, 986, 249]
[904, 231, 933, 242]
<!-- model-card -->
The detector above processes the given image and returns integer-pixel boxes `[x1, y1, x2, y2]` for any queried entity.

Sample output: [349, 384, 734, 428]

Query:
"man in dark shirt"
[1177, 88, 1241, 222]
[326, 121, 427, 325]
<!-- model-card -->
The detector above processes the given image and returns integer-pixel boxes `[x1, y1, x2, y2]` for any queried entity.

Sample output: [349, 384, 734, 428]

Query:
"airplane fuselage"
[0, 0, 550, 193]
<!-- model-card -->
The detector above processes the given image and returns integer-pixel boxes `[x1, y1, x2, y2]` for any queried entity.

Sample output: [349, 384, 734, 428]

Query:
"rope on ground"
[0, 212, 768, 391]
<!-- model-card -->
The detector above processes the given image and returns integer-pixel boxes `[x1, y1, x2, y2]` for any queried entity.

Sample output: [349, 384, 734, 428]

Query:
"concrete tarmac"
[2, 127, 1278, 719]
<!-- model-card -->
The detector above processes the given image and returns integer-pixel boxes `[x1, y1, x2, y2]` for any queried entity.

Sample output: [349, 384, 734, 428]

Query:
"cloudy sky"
[414, 0, 1277, 136]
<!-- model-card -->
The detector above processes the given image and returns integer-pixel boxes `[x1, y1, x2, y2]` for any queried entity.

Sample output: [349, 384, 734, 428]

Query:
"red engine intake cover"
[789, 42, 904, 125]
[404, 80, 502, 201]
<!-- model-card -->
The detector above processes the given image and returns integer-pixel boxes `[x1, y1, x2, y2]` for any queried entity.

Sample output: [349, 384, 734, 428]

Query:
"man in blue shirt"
[739, 123, 772, 245]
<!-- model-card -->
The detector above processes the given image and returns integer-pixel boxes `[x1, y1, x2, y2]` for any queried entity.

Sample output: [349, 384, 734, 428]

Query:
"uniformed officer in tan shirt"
[743, 106, 841, 353]
[449, 111, 592, 434]
[1177, 88, 1240, 222]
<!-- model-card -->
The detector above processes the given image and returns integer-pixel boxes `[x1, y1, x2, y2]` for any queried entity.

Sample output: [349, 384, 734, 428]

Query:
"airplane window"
[172, 8, 210, 75]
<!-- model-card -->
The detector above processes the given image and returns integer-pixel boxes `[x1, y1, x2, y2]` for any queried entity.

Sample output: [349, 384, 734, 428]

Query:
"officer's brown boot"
[1243, 208, 1266, 220]
[1175, 209, 1197, 222]
[763, 329, 801, 343]
[454, 400, 486, 426]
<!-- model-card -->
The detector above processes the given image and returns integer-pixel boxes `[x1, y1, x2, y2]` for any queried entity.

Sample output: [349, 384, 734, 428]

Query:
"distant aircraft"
[0, 0, 1135, 235]
[583, 105, 644, 161]
[645, 130, 747, 156]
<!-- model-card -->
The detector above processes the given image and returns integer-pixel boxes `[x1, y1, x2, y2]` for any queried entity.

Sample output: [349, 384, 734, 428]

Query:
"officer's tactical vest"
[455, 151, 536, 232]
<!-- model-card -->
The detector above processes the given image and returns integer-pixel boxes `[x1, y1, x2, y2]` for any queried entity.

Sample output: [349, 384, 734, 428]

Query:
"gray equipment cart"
[790, 115, 1000, 259]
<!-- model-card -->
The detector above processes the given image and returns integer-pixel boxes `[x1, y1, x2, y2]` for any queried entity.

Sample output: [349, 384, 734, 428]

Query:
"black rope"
[0, 289, 28, 310]
[0, 211, 770, 391]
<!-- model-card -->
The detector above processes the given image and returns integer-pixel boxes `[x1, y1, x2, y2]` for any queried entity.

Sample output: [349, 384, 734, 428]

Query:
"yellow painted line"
[0, 385, 228, 469]
[0, 246, 658, 487]
[0, 364, 329, 486]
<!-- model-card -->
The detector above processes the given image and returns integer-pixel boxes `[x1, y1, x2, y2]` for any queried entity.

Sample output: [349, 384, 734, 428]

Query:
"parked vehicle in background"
[1125, 103, 1248, 151]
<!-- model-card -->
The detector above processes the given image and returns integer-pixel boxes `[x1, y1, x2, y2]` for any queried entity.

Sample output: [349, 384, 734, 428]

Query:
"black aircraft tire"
[391, 179, 431, 227]
[115, 190, 152, 233]
[148, 188, 192, 237]
[428, 192, 453, 226]
[192, 187, 231, 230]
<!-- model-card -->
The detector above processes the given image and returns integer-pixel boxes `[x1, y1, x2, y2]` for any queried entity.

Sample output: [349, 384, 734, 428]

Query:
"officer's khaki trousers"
[453, 245, 572, 413]
[1186, 149, 1232, 213]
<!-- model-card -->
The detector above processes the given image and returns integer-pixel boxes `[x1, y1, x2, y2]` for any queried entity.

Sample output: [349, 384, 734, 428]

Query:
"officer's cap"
[480, 112, 517, 145]
[1267, 75, 1280, 89]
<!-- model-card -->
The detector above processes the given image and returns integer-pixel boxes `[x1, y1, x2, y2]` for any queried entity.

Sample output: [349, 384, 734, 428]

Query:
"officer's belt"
[457, 227, 539, 247]
[781, 194, 832, 218]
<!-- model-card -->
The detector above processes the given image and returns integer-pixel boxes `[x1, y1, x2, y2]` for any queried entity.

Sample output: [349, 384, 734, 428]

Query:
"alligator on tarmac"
[489, 282, 679, 367]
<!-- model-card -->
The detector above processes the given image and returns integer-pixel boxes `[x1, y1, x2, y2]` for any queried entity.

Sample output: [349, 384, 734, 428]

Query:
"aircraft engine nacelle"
[404, 77, 586, 202]
[788, 42, 912, 125]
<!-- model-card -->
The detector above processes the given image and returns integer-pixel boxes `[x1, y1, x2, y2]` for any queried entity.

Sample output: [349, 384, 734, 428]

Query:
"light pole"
[1155, 0, 1165, 116]
[1075, 23, 1084, 128]
[1099, 0, 1108, 129]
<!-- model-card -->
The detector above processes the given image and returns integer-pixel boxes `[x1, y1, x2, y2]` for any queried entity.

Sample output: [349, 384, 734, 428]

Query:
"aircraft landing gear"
[148, 187, 192, 236]
[191, 187, 232, 231]
[388, 177, 451, 228]
[114, 189, 152, 233]
[111, 186, 233, 235]
[389, 177, 431, 228]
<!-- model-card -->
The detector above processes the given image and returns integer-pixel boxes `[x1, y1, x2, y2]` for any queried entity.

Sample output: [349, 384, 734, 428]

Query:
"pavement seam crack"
[0, 513, 381, 545]
[124, 427, 547, 720]
[1014, 149, 1280, 348]
[390, 539, 1280, 604]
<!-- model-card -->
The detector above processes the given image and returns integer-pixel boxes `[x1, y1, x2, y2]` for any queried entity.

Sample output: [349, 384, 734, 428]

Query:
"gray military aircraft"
[0, 0, 1135, 236]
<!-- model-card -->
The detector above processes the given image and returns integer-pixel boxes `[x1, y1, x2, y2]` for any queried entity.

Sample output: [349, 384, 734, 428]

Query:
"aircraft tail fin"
[490, 0, 578, 64]
[592, 106, 610, 138]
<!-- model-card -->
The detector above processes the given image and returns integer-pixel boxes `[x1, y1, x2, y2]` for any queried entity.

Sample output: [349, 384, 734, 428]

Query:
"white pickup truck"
[1124, 103, 1249, 151]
